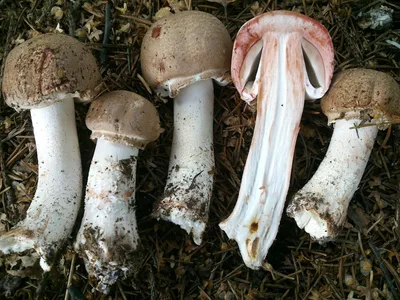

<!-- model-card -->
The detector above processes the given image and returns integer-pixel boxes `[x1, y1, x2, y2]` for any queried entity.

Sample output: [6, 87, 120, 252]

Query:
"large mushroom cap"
[2, 33, 102, 110]
[140, 10, 233, 98]
[86, 90, 162, 149]
[321, 68, 400, 126]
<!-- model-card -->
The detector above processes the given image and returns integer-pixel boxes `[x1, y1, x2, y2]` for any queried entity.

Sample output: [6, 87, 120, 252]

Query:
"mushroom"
[287, 68, 400, 241]
[140, 11, 232, 244]
[0, 33, 102, 270]
[218, 11, 334, 269]
[74, 90, 162, 293]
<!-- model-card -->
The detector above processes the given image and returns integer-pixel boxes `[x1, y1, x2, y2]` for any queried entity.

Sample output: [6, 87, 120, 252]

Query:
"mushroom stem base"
[287, 118, 378, 241]
[0, 97, 82, 271]
[75, 138, 139, 294]
[153, 79, 215, 245]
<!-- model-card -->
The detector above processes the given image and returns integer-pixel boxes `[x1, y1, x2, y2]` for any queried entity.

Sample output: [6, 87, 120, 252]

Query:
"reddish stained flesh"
[152, 25, 162, 38]
[221, 32, 306, 268]
[37, 48, 55, 95]
[231, 11, 334, 98]
[221, 10, 334, 268]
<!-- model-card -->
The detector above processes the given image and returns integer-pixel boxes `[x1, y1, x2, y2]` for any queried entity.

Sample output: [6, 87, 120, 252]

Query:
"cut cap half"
[231, 10, 334, 103]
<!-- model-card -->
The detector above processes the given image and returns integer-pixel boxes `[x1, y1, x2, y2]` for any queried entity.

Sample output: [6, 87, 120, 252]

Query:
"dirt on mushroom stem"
[1, 0, 400, 299]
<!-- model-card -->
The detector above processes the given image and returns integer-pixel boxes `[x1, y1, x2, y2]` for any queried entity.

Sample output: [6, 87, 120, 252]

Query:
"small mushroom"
[219, 11, 334, 269]
[140, 11, 233, 244]
[0, 33, 102, 270]
[287, 68, 400, 241]
[74, 90, 162, 293]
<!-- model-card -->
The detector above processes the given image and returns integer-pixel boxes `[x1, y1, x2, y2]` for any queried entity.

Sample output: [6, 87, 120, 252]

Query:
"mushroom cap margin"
[86, 90, 163, 149]
[321, 68, 400, 127]
[140, 10, 233, 98]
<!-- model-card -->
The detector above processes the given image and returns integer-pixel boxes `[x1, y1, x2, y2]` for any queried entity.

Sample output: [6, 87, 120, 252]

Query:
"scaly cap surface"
[321, 68, 400, 127]
[2, 33, 102, 110]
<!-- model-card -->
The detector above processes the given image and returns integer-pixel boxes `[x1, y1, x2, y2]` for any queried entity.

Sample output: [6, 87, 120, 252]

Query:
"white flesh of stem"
[0, 97, 81, 271]
[75, 138, 139, 293]
[287, 118, 378, 241]
[220, 33, 306, 269]
[153, 79, 214, 245]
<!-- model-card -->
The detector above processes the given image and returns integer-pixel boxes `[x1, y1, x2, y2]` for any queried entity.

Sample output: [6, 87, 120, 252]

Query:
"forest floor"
[0, 0, 400, 299]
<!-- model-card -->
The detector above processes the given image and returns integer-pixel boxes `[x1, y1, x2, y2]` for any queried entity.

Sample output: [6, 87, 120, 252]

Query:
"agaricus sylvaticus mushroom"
[287, 68, 400, 241]
[219, 11, 334, 269]
[0, 33, 102, 270]
[140, 11, 232, 244]
[75, 90, 162, 293]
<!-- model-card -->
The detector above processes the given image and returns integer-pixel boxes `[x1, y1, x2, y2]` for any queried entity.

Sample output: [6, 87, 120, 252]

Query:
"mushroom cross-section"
[287, 68, 400, 241]
[140, 10, 233, 245]
[219, 11, 334, 269]
[74, 90, 162, 293]
[0, 33, 102, 271]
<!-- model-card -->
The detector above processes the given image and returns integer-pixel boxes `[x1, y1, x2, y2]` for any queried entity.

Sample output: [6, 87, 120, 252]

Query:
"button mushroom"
[287, 68, 400, 241]
[74, 90, 162, 293]
[140, 11, 232, 244]
[219, 11, 334, 269]
[0, 33, 102, 270]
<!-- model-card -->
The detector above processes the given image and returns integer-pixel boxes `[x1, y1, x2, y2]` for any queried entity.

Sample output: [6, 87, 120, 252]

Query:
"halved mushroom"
[219, 11, 334, 269]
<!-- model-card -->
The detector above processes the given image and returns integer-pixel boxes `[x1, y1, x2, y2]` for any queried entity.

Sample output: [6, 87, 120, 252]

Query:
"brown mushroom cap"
[86, 90, 162, 149]
[2, 33, 102, 110]
[321, 68, 400, 127]
[140, 10, 233, 98]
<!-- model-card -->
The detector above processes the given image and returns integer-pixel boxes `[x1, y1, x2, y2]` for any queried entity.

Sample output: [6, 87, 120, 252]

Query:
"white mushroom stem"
[0, 97, 81, 271]
[75, 138, 139, 293]
[287, 118, 378, 241]
[153, 79, 214, 245]
[219, 33, 307, 269]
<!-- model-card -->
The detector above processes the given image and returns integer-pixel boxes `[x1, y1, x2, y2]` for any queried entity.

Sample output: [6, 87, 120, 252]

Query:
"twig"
[67, 0, 84, 36]
[0, 142, 16, 210]
[117, 282, 127, 300]
[35, 272, 50, 300]
[64, 252, 77, 300]
[368, 239, 400, 300]
[100, 1, 112, 66]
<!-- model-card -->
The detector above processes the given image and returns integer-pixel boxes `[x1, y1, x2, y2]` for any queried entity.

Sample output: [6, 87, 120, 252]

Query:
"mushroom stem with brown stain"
[74, 90, 162, 293]
[219, 11, 334, 269]
[0, 98, 82, 271]
[140, 11, 233, 244]
[287, 118, 377, 240]
[287, 68, 400, 241]
[152, 79, 214, 245]
[76, 139, 139, 293]
[0, 33, 102, 270]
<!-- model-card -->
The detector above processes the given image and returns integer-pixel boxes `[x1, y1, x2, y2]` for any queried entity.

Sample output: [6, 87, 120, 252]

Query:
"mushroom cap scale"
[2, 33, 102, 110]
[321, 68, 400, 127]
[86, 90, 162, 149]
[140, 10, 233, 98]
